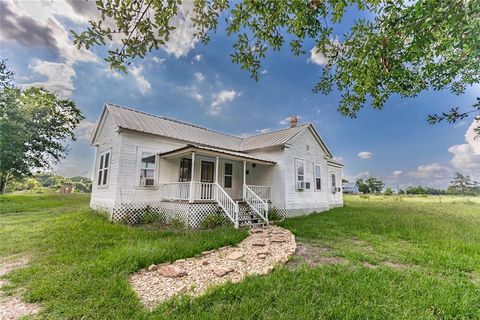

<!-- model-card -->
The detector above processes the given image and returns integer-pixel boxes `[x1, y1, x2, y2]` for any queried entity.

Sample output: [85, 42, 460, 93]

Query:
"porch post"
[215, 157, 219, 200]
[189, 152, 195, 203]
[243, 160, 247, 200]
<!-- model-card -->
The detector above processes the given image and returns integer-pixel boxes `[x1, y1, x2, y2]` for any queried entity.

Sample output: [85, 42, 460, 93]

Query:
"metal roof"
[240, 124, 308, 151]
[97, 104, 334, 159]
[159, 144, 276, 164]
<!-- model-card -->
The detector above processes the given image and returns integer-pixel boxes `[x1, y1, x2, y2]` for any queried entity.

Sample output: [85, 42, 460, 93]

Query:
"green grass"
[1, 193, 479, 319]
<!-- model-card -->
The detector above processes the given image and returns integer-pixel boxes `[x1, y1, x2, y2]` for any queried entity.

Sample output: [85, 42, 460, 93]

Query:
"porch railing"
[246, 185, 271, 201]
[161, 182, 190, 200]
[244, 184, 268, 223]
[214, 182, 238, 227]
[192, 182, 215, 201]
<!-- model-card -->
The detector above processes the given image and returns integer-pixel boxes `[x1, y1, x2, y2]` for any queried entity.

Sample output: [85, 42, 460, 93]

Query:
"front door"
[200, 161, 214, 199]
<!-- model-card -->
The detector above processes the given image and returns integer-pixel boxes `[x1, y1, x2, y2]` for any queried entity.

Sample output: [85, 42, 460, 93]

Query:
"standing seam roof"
[102, 104, 321, 153]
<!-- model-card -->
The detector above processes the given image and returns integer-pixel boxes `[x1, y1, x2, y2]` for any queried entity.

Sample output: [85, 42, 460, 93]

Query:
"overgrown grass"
[1, 193, 479, 319]
[0, 193, 248, 319]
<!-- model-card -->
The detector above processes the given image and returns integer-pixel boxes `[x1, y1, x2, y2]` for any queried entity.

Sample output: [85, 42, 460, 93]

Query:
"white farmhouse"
[90, 104, 343, 228]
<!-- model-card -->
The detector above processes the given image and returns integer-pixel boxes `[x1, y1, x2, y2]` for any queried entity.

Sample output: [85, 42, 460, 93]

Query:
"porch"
[158, 145, 274, 228]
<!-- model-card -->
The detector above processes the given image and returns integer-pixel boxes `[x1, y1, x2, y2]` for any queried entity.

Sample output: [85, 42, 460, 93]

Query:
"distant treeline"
[6, 174, 92, 193]
[398, 185, 480, 196]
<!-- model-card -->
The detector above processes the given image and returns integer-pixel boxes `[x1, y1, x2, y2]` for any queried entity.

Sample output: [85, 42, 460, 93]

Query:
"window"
[97, 150, 110, 186]
[331, 173, 336, 192]
[224, 163, 233, 188]
[295, 159, 304, 182]
[139, 152, 156, 186]
[314, 164, 322, 191]
[179, 158, 192, 182]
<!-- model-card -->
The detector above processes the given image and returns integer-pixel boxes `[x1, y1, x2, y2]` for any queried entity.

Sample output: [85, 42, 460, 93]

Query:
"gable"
[287, 125, 333, 159]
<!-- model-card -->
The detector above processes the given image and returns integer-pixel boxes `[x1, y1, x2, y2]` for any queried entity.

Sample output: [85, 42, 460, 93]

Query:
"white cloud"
[150, 56, 166, 65]
[358, 151, 373, 159]
[447, 120, 480, 181]
[345, 171, 370, 182]
[256, 128, 271, 134]
[76, 119, 97, 141]
[309, 47, 328, 66]
[194, 72, 205, 81]
[309, 39, 340, 66]
[260, 69, 268, 75]
[192, 54, 203, 63]
[130, 65, 151, 95]
[24, 60, 76, 99]
[389, 170, 403, 178]
[3, 1, 98, 98]
[191, 92, 203, 102]
[163, 1, 199, 58]
[404, 163, 452, 188]
[209, 90, 238, 115]
[104, 67, 123, 79]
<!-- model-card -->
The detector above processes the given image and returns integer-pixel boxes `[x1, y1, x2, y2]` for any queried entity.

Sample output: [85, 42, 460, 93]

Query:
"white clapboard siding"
[90, 111, 122, 209]
[244, 147, 286, 209]
[283, 128, 340, 210]
[115, 130, 187, 203]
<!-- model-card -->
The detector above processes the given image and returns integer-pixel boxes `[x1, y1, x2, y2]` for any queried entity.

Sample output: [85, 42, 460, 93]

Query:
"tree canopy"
[73, 0, 480, 132]
[356, 176, 384, 194]
[0, 60, 84, 193]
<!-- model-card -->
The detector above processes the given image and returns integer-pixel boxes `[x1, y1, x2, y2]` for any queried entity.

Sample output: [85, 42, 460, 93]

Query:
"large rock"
[213, 266, 235, 277]
[226, 251, 244, 260]
[157, 266, 187, 278]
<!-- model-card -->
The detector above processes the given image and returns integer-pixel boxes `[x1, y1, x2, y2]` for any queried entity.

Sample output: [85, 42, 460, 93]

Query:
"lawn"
[1, 193, 479, 319]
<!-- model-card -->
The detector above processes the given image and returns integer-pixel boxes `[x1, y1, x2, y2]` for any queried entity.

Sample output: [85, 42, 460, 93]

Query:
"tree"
[356, 178, 369, 194]
[384, 187, 393, 196]
[0, 61, 83, 193]
[450, 172, 476, 196]
[73, 0, 480, 133]
[365, 177, 385, 194]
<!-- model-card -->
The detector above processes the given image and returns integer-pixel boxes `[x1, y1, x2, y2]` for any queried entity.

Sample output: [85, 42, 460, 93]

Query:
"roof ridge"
[106, 103, 243, 141]
[242, 123, 310, 139]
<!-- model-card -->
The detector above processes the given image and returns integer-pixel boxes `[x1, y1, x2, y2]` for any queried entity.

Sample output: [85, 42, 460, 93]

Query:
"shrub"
[384, 188, 393, 196]
[268, 207, 282, 221]
[200, 213, 225, 230]
[170, 217, 186, 230]
[140, 209, 159, 224]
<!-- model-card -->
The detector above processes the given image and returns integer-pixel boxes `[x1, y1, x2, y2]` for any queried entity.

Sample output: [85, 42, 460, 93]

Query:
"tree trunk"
[0, 176, 7, 194]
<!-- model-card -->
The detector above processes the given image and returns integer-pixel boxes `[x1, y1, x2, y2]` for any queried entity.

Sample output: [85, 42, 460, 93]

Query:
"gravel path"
[130, 226, 296, 309]
[0, 256, 40, 320]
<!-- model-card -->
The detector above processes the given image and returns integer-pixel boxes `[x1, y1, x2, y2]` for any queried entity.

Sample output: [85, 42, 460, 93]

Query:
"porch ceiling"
[159, 144, 275, 165]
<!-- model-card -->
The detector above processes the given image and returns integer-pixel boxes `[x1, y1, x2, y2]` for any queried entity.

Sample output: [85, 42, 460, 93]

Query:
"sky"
[1, 0, 479, 189]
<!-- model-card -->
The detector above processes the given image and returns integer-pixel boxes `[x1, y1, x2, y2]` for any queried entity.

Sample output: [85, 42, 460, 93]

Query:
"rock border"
[130, 226, 296, 309]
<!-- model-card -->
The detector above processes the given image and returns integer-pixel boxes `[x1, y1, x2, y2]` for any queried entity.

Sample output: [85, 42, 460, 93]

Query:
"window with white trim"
[97, 150, 110, 186]
[139, 152, 157, 186]
[331, 173, 337, 192]
[295, 159, 305, 190]
[224, 163, 233, 188]
[314, 164, 322, 191]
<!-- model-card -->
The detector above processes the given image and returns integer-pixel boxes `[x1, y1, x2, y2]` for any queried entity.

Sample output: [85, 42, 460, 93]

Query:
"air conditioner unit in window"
[305, 182, 311, 189]
[297, 181, 306, 190]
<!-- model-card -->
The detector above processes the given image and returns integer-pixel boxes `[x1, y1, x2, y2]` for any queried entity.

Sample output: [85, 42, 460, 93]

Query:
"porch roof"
[159, 144, 276, 165]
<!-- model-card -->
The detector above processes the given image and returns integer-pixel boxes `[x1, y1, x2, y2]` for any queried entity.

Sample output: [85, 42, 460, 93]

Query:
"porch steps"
[237, 202, 267, 228]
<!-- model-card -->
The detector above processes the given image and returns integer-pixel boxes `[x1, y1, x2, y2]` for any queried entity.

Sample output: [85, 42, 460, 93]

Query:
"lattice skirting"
[269, 201, 331, 218]
[108, 201, 222, 228]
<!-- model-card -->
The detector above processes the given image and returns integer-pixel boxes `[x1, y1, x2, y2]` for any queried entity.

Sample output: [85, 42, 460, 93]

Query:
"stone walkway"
[0, 256, 40, 320]
[130, 226, 296, 309]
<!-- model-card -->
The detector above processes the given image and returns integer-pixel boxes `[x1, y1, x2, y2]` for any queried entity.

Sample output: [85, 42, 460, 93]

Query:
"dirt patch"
[362, 261, 379, 269]
[0, 256, 41, 320]
[380, 260, 415, 270]
[467, 272, 480, 285]
[287, 243, 348, 268]
[350, 237, 375, 253]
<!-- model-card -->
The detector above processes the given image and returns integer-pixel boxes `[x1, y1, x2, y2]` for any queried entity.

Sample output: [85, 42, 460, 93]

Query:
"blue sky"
[1, 0, 479, 189]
